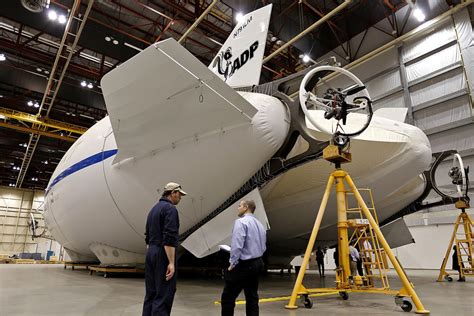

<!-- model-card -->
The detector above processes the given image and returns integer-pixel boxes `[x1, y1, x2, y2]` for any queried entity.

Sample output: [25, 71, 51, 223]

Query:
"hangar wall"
[0, 186, 64, 260]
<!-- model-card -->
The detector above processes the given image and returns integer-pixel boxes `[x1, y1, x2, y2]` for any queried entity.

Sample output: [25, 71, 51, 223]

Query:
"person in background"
[143, 182, 187, 316]
[316, 246, 325, 277]
[221, 200, 267, 316]
[349, 243, 360, 279]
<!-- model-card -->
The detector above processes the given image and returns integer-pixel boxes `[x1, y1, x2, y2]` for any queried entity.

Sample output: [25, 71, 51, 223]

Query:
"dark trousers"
[317, 260, 324, 276]
[221, 257, 264, 316]
[357, 258, 364, 276]
[143, 245, 176, 316]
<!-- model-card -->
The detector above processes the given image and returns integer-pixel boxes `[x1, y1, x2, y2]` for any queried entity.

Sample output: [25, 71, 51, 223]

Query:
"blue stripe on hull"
[46, 149, 118, 193]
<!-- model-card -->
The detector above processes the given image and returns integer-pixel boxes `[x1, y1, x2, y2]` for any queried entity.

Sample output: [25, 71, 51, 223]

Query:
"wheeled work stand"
[437, 200, 473, 282]
[284, 144, 429, 314]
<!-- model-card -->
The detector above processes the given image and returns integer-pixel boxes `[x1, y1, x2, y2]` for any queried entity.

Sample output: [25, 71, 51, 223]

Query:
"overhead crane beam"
[0, 107, 87, 135]
[0, 121, 78, 142]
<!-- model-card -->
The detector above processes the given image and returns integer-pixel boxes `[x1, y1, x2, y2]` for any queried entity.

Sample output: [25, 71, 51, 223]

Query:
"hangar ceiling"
[0, 0, 455, 190]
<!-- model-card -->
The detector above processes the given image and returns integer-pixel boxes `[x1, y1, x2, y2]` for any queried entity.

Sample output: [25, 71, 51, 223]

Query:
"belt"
[239, 257, 262, 263]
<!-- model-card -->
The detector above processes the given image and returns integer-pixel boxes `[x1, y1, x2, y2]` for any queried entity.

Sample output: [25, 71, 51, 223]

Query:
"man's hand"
[166, 263, 175, 281]
[228, 266, 233, 271]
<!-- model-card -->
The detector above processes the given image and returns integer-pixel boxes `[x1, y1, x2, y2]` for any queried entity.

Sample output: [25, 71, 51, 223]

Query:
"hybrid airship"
[43, 5, 431, 265]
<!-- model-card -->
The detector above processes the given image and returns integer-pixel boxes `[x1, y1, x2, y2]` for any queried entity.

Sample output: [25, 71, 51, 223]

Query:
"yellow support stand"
[285, 145, 429, 314]
[437, 207, 473, 282]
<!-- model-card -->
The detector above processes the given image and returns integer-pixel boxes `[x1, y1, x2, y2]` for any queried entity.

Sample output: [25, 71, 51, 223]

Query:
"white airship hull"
[43, 91, 431, 264]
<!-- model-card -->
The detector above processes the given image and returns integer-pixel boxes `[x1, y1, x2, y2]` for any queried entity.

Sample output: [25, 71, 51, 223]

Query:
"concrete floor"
[1, 264, 473, 315]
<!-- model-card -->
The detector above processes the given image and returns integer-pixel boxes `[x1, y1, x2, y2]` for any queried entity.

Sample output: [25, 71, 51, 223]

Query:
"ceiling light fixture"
[302, 54, 310, 63]
[0, 54, 6, 61]
[112, 39, 119, 45]
[105, 36, 111, 42]
[235, 12, 245, 23]
[27, 100, 34, 106]
[87, 83, 93, 89]
[80, 80, 87, 87]
[48, 10, 57, 21]
[58, 15, 67, 24]
[33, 102, 40, 108]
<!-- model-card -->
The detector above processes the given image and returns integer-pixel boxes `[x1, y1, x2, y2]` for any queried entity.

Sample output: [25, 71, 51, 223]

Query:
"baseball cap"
[164, 182, 187, 195]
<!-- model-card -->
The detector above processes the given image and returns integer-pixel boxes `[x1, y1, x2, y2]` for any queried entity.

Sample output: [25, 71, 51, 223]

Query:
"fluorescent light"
[58, 15, 67, 24]
[302, 54, 310, 63]
[413, 8, 425, 22]
[235, 12, 245, 23]
[0, 54, 5, 61]
[124, 42, 143, 52]
[79, 114, 94, 120]
[48, 10, 57, 21]
[80, 81, 87, 87]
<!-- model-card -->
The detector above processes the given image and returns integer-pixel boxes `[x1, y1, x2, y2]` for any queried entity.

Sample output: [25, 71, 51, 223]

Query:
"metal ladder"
[456, 220, 474, 277]
[346, 189, 390, 289]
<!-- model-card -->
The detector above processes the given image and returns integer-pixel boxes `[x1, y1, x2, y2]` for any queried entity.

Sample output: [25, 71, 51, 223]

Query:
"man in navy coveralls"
[143, 182, 187, 316]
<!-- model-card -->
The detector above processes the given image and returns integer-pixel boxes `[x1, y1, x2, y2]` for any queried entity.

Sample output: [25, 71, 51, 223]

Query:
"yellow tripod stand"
[285, 145, 429, 314]
[437, 200, 473, 282]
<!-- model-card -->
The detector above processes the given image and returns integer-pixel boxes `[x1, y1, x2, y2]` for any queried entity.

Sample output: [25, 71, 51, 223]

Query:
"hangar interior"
[1, 0, 474, 315]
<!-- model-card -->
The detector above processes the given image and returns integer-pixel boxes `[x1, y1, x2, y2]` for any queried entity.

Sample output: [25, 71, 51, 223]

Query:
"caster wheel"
[103, 273, 108, 278]
[445, 276, 453, 282]
[401, 300, 412, 312]
[303, 296, 313, 309]
[339, 292, 349, 300]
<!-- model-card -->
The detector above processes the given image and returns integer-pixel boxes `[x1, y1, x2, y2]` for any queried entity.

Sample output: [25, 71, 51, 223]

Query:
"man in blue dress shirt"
[143, 182, 187, 316]
[221, 199, 267, 316]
